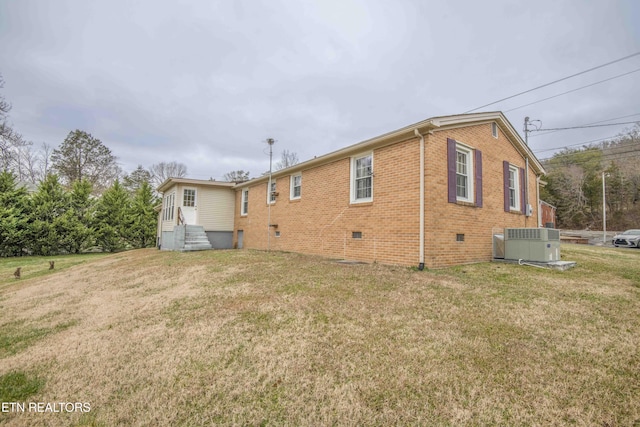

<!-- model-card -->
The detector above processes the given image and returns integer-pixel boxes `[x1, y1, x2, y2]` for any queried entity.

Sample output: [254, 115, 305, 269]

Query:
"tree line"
[541, 124, 640, 230]
[0, 171, 159, 256]
[1, 74, 191, 256]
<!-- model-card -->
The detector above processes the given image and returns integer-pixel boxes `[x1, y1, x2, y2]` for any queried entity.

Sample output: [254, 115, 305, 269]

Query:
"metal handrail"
[177, 207, 186, 225]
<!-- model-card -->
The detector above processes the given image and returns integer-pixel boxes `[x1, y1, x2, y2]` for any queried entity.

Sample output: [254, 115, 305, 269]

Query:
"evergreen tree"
[128, 181, 159, 248]
[94, 180, 130, 252]
[123, 165, 152, 194]
[26, 174, 69, 255]
[0, 171, 29, 257]
[60, 179, 95, 253]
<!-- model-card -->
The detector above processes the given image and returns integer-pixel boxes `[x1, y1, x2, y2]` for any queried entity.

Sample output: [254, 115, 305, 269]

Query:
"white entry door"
[181, 188, 197, 224]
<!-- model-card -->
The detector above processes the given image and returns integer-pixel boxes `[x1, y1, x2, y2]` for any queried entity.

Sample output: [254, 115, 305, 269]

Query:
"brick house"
[540, 200, 557, 228]
[233, 112, 546, 268]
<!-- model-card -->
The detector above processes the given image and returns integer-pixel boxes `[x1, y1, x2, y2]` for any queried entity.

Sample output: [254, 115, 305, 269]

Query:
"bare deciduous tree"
[0, 77, 57, 185]
[149, 161, 187, 189]
[37, 142, 53, 181]
[51, 129, 121, 194]
[223, 170, 250, 183]
[274, 150, 299, 171]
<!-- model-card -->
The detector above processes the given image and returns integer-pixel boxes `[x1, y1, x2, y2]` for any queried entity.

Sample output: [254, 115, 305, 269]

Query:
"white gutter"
[414, 129, 425, 270]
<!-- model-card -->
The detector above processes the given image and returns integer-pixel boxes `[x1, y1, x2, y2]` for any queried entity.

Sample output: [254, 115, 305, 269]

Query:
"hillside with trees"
[541, 124, 640, 230]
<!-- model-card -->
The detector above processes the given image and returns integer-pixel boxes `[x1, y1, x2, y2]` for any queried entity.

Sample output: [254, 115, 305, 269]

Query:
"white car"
[612, 229, 640, 248]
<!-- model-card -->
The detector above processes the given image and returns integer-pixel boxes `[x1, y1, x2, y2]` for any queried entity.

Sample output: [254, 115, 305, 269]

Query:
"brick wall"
[424, 123, 538, 267]
[234, 122, 540, 268]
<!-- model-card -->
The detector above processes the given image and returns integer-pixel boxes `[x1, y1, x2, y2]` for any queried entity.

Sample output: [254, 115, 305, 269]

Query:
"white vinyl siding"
[350, 153, 373, 203]
[196, 187, 235, 231]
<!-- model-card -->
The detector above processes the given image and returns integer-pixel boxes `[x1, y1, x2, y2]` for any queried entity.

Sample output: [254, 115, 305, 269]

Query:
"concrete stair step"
[183, 244, 212, 251]
[172, 224, 212, 252]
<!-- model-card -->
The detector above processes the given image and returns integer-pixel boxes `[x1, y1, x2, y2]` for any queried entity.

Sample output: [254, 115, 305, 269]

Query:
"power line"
[464, 51, 640, 113]
[530, 113, 640, 138]
[533, 121, 640, 132]
[505, 68, 640, 113]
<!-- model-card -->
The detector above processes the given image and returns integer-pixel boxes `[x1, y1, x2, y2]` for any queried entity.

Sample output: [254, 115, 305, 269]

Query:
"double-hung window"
[503, 161, 524, 213]
[290, 174, 301, 200]
[267, 180, 276, 204]
[508, 165, 519, 210]
[351, 153, 373, 203]
[447, 138, 482, 206]
[241, 189, 249, 215]
[455, 145, 474, 203]
[163, 192, 175, 221]
[456, 148, 473, 201]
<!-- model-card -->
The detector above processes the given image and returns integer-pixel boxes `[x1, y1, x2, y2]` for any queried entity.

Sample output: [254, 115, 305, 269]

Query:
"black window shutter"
[447, 138, 457, 203]
[503, 161, 510, 212]
[474, 150, 483, 207]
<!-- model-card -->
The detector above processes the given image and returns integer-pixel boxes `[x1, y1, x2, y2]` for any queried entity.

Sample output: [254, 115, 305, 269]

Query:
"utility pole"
[266, 138, 275, 251]
[523, 117, 535, 220]
[603, 171, 607, 246]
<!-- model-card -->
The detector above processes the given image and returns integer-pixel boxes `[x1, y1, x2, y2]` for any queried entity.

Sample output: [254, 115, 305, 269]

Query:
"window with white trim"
[241, 189, 249, 215]
[492, 122, 498, 138]
[351, 153, 373, 203]
[290, 174, 301, 200]
[183, 189, 195, 207]
[456, 145, 474, 203]
[267, 180, 276, 204]
[162, 192, 175, 221]
[508, 165, 520, 210]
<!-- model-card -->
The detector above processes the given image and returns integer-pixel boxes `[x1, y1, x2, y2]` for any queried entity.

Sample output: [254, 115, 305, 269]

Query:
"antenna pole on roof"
[266, 138, 275, 251]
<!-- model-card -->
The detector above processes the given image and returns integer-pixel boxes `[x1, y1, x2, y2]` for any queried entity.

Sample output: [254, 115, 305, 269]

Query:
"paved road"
[561, 230, 623, 247]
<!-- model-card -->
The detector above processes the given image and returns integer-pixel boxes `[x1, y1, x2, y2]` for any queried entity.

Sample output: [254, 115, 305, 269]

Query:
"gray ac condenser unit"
[504, 228, 560, 263]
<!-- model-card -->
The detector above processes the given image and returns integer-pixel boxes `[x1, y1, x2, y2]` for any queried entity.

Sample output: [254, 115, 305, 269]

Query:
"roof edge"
[157, 177, 235, 193]
[234, 111, 545, 189]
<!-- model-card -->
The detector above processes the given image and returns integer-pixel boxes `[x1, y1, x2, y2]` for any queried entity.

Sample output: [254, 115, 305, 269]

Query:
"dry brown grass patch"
[0, 246, 639, 425]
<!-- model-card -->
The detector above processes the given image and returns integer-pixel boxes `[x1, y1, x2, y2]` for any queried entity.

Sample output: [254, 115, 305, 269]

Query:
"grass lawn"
[0, 245, 639, 426]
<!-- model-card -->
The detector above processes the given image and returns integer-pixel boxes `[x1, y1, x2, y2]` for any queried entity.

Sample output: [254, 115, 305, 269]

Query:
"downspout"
[525, 157, 530, 226]
[536, 176, 541, 227]
[157, 191, 164, 249]
[414, 129, 425, 270]
[524, 118, 530, 226]
[518, 147, 531, 226]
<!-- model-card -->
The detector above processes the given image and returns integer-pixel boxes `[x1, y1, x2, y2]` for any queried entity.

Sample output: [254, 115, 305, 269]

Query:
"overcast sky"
[1, 0, 639, 181]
